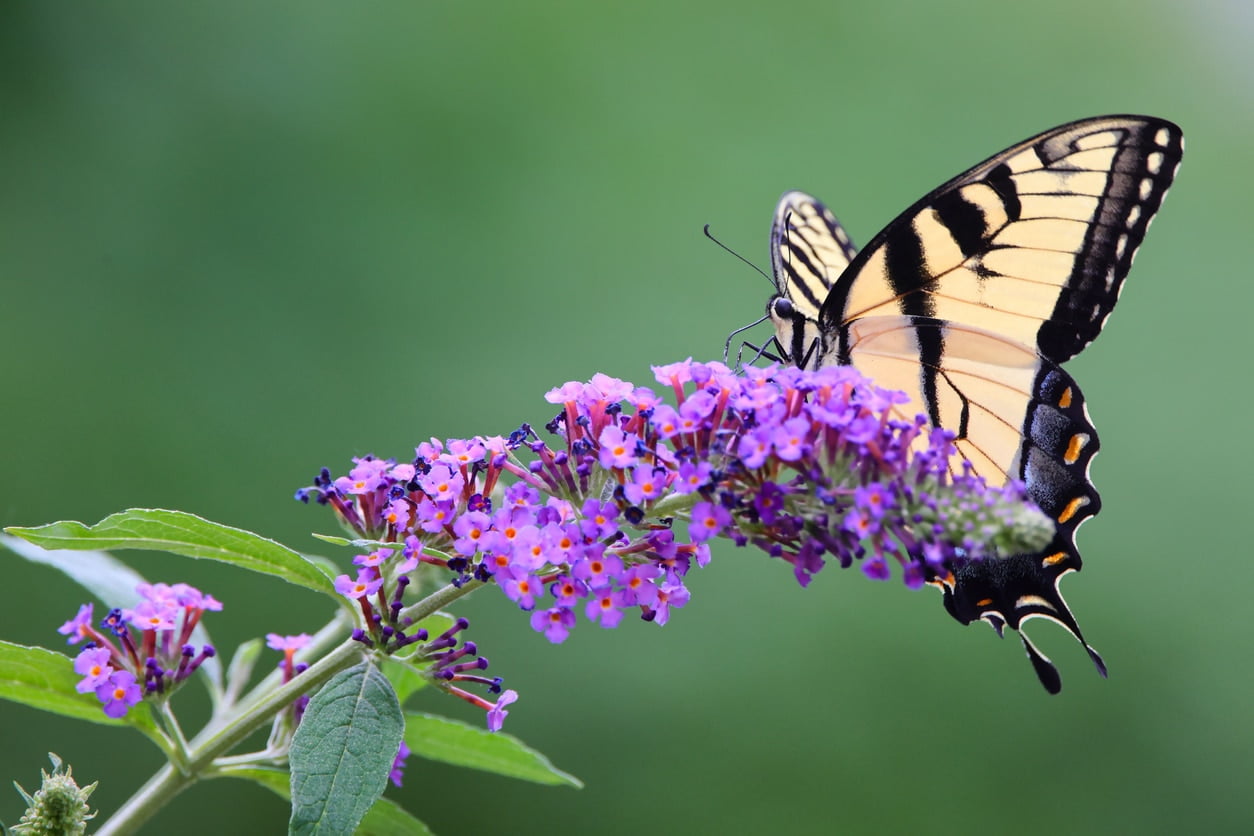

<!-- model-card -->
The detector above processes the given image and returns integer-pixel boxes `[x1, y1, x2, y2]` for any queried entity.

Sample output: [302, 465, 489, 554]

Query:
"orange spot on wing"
[976, 598, 994, 607]
[1058, 387, 1073, 408]
[1042, 551, 1069, 566]
[1063, 433, 1086, 464]
[1057, 496, 1087, 524]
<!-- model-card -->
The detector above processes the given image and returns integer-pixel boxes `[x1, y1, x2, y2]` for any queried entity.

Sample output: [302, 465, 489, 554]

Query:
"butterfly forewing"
[770, 190, 859, 319]
[817, 115, 1183, 364]
[768, 192, 860, 365]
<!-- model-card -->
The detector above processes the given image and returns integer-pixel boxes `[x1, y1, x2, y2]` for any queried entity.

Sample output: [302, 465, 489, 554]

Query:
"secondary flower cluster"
[58, 583, 221, 718]
[299, 359, 1053, 644]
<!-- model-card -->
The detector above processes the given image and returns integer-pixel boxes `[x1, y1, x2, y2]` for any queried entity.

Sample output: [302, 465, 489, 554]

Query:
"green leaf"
[219, 765, 290, 796]
[1, 533, 224, 694]
[5, 509, 336, 596]
[221, 767, 434, 836]
[0, 641, 161, 741]
[405, 712, 582, 787]
[356, 797, 436, 836]
[3, 532, 149, 606]
[379, 660, 426, 706]
[289, 661, 404, 836]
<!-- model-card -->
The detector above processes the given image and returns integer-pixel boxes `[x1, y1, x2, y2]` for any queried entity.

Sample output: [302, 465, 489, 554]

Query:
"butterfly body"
[765, 116, 1182, 692]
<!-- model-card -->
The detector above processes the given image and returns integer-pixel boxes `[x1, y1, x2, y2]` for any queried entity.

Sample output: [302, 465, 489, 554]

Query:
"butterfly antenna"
[703, 224, 771, 283]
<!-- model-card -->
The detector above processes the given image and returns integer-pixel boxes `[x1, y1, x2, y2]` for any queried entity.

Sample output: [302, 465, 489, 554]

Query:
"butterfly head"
[765, 293, 827, 370]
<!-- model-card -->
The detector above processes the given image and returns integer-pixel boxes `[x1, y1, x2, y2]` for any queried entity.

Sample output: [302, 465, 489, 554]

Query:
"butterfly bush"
[297, 359, 1052, 653]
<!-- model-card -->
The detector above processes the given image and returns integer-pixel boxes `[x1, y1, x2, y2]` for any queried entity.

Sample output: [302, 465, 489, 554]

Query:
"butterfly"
[760, 115, 1183, 693]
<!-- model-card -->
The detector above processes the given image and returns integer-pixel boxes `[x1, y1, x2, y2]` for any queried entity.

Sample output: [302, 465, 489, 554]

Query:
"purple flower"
[571, 546, 623, 588]
[397, 536, 424, 574]
[128, 599, 177, 632]
[57, 603, 94, 645]
[579, 498, 620, 539]
[689, 501, 731, 543]
[862, 557, 891, 581]
[649, 403, 683, 438]
[530, 607, 576, 643]
[737, 425, 774, 469]
[618, 564, 661, 607]
[334, 571, 383, 600]
[770, 416, 814, 462]
[649, 581, 690, 626]
[842, 507, 878, 539]
[855, 483, 892, 519]
[486, 689, 519, 732]
[415, 497, 454, 533]
[597, 425, 638, 469]
[500, 571, 543, 611]
[418, 465, 464, 504]
[351, 548, 388, 569]
[73, 647, 114, 694]
[585, 588, 626, 628]
[95, 670, 143, 718]
[452, 511, 492, 556]
[444, 438, 486, 468]
[265, 633, 311, 652]
[622, 466, 667, 506]
[549, 575, 588, 608]
[673, 461, 713, 495]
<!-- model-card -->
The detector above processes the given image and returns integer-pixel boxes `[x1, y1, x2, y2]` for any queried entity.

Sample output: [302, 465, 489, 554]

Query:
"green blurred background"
[2, 2, 1249, 834]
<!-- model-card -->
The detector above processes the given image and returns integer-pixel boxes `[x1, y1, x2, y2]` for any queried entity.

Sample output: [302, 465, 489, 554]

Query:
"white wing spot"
[1115, 233, 1128, 260]
[1139, 177, 1155, 200]
[1091, 302, 1103, 321]
[1154, 127, 1171, 147]
[1146, 152, 1165, 175]
[1126, 205, 1141, 228]
[1104, 265, 1117, 290]
[1015, 594, 1056, 613]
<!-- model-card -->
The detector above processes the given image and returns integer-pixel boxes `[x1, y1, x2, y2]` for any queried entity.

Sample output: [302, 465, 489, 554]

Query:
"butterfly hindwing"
[763, 115, 1182, 692]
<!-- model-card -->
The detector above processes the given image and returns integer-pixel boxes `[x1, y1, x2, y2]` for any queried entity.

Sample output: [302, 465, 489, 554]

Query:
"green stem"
[153, 702, 191, 774]
[95, 580, 481, 835]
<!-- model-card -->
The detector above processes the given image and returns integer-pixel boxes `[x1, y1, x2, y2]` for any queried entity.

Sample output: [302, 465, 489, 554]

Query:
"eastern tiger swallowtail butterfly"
[762, 115, 1183, 693]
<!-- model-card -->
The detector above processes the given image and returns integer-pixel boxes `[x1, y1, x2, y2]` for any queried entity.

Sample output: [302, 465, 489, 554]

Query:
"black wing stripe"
[1037, 120, 1183, 360]
[934, 190, 993, 259]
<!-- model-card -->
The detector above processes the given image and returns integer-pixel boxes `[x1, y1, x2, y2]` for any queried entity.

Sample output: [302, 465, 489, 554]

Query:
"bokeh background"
[2, 2, 1249, 834]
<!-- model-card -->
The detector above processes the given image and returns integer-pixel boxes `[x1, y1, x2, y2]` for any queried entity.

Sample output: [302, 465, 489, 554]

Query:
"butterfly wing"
[768, 191, 859, 365]
[839, 315, 1105, 693]
[816, 115, 1183, 364]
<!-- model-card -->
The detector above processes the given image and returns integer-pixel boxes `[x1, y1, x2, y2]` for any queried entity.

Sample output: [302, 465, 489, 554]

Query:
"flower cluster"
[299, 359, 1053, 642]
[58, 583, 220, 718]
[332, 539, 519, 729]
